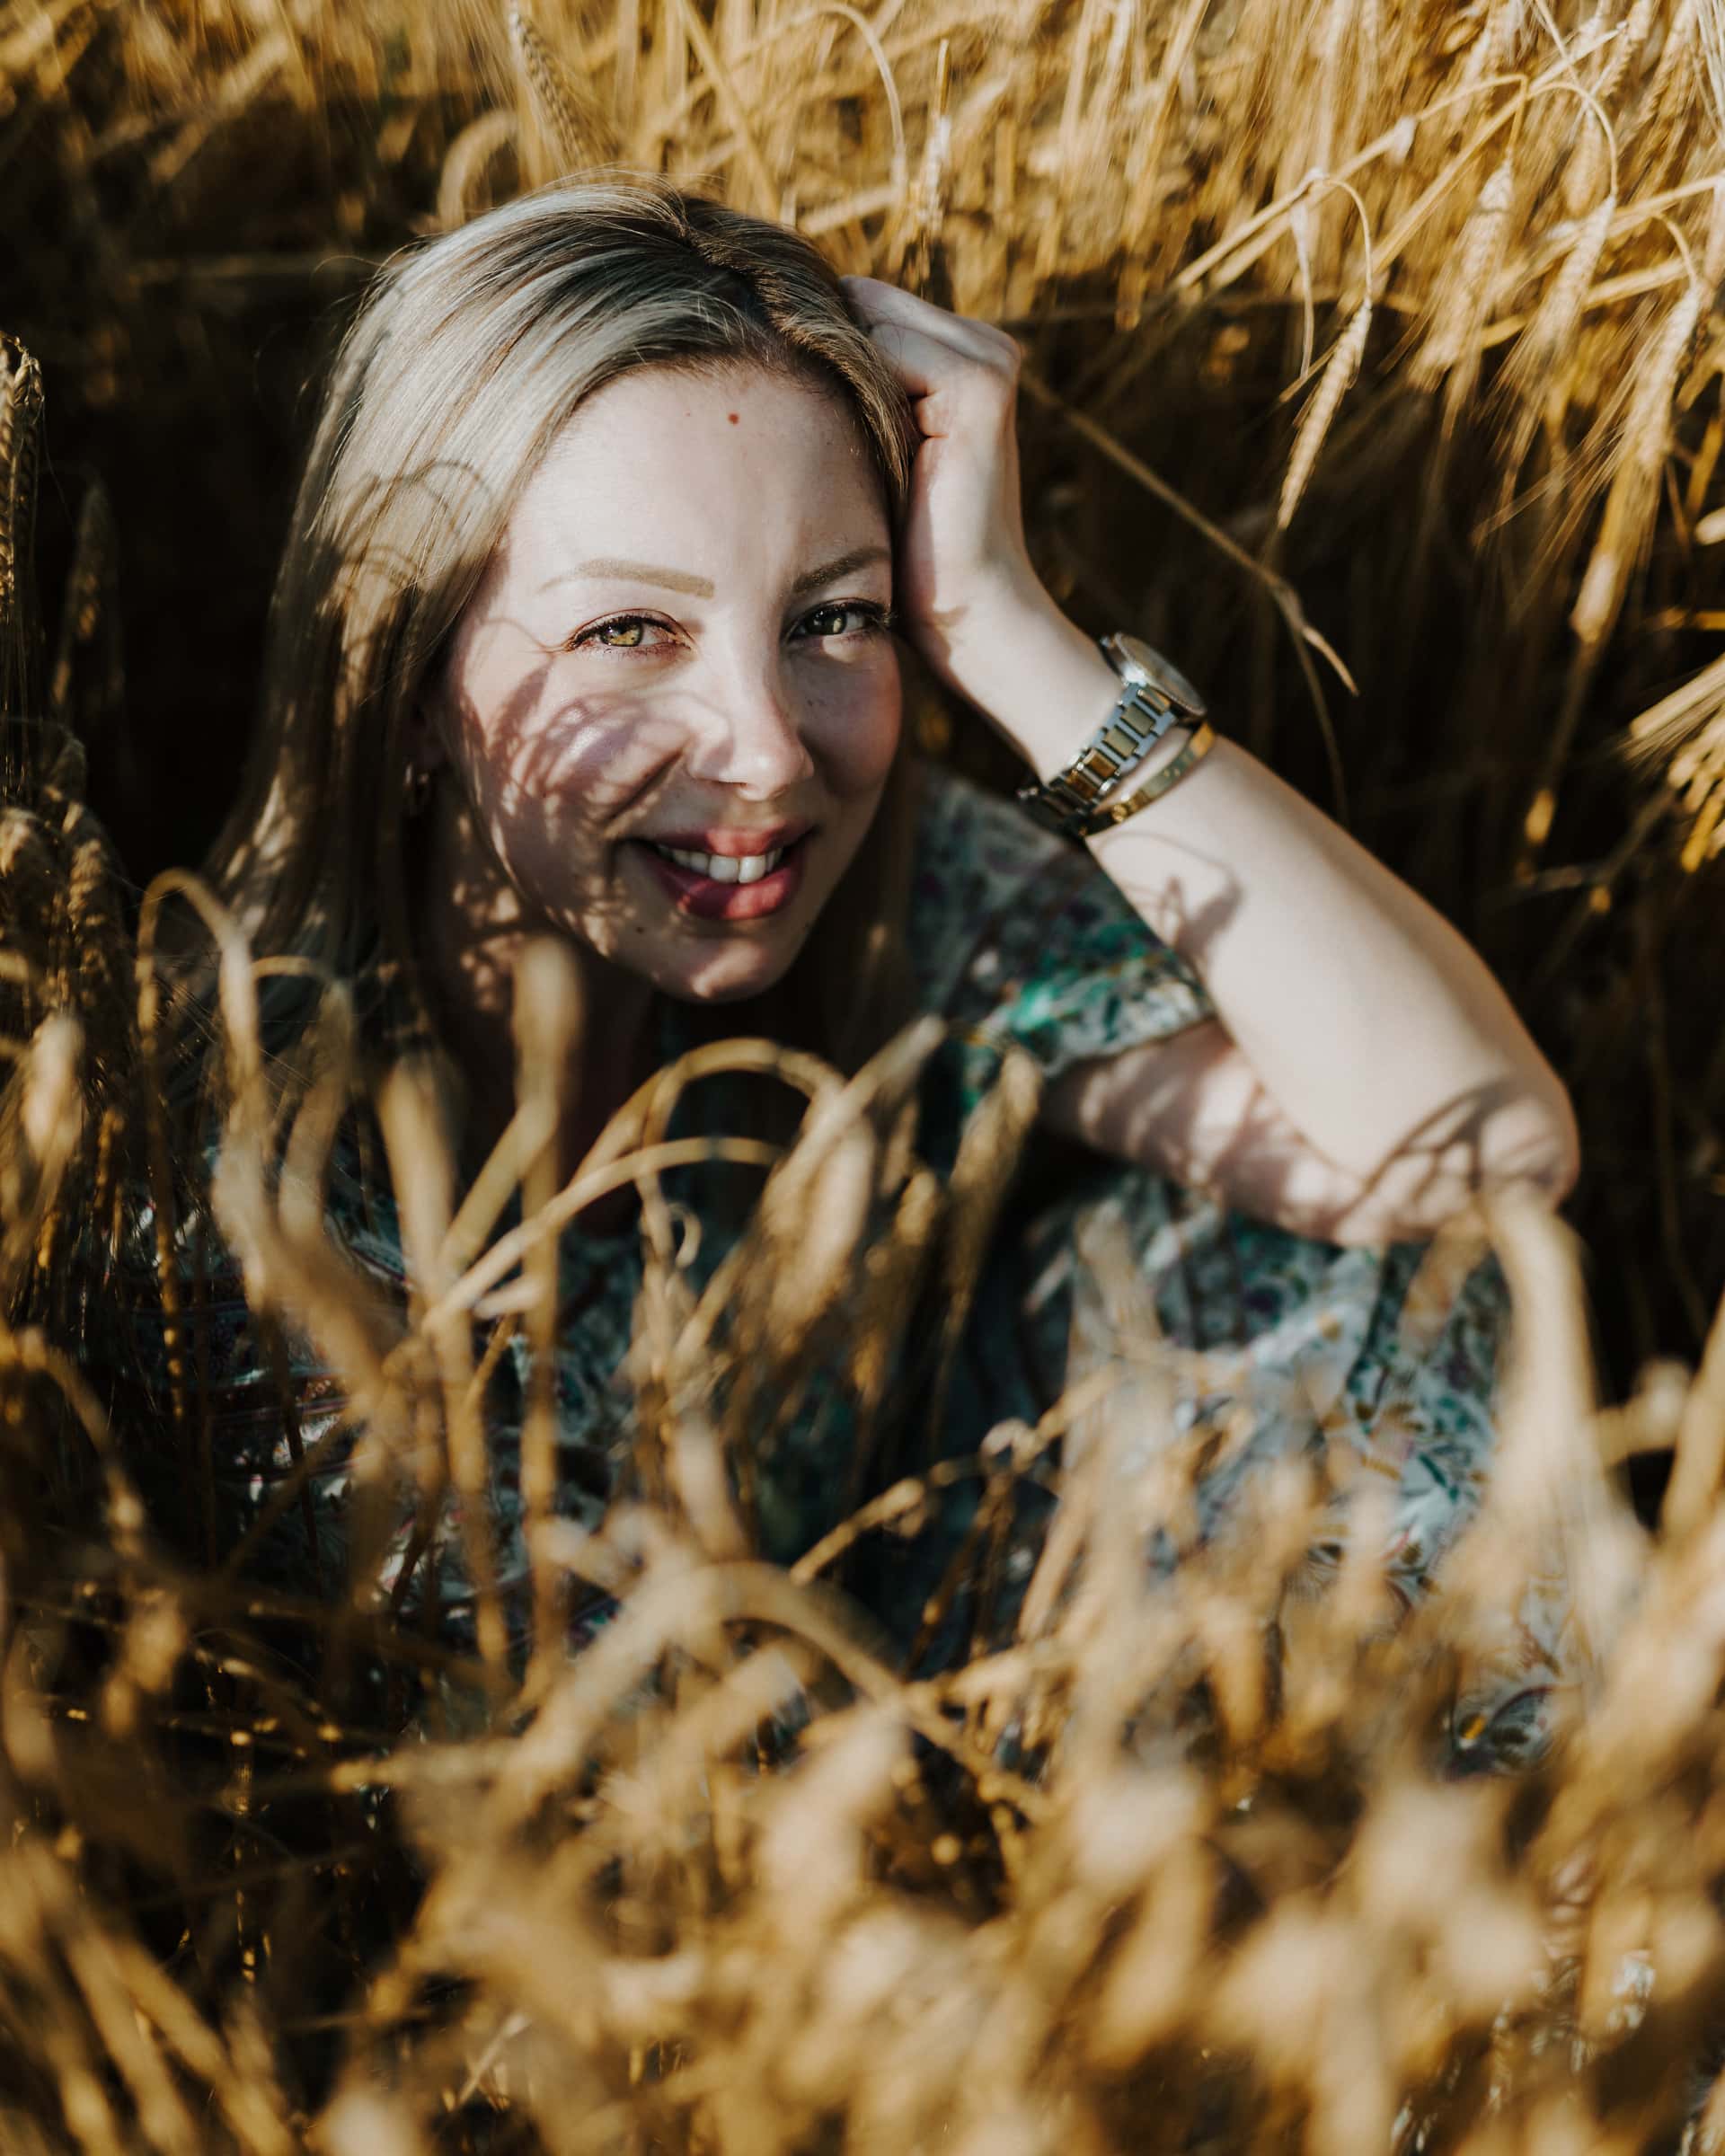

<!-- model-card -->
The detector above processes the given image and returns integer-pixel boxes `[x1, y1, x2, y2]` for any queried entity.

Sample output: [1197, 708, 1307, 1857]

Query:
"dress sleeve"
[907, 762, 1216, 1109]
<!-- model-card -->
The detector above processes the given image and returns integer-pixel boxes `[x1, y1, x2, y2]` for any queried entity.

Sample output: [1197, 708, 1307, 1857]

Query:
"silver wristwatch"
[1014, 632, 1208, 840]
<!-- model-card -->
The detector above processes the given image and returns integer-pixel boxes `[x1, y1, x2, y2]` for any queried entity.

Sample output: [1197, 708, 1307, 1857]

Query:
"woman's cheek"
[811, 655, 901, 796]
[542, 700, 685, 822]
[458, 681, 681, 833]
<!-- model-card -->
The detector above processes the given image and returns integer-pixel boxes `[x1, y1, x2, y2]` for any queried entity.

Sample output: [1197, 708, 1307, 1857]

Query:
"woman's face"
[429, 360, 901, 1009]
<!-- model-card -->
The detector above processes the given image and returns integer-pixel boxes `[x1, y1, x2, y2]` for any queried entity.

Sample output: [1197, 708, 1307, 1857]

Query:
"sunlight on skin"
[416, 362, 901, 1153]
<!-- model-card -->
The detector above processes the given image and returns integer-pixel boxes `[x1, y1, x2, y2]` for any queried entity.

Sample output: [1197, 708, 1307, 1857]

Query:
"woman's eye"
[796, 601, 893, 641]
[574, 614, 670, 650]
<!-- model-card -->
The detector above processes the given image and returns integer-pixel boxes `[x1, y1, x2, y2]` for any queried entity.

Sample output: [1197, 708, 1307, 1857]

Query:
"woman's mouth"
[652, 841, 786, 885]
[632, 831, 812, 921]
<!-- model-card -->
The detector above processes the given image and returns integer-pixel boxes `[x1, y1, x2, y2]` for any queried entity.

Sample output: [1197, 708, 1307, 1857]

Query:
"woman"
[119, 176, 1576, 1763]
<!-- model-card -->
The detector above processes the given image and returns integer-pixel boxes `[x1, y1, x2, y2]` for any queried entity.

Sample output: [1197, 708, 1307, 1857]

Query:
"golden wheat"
[4, 3, 1725, 2146]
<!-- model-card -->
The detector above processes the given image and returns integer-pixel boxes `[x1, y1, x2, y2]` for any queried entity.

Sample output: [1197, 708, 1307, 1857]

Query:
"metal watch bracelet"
[1081, 721, 1216, 829]
[1014, 632, 1210, 840]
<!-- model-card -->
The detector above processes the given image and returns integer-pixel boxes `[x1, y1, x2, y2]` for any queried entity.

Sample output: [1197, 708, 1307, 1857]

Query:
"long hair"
[206, 174, 922, 1098]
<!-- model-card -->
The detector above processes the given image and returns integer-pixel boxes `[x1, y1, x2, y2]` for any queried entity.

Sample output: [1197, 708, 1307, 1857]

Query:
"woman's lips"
[632, 832, 811, 921]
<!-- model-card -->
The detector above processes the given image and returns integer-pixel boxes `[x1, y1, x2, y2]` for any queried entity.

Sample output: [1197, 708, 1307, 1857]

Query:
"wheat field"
[4, 0, 1725, 2147]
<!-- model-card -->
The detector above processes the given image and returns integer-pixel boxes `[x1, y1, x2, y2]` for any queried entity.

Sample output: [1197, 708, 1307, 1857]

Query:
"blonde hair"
[208, 174, 920, 1085]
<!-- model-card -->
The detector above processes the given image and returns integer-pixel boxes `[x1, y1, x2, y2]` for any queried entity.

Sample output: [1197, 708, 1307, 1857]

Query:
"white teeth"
[650, 843, 787, 882]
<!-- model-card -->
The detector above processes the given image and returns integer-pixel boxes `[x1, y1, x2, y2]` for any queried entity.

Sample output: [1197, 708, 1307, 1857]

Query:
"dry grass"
[4, 0, 1725, 2146]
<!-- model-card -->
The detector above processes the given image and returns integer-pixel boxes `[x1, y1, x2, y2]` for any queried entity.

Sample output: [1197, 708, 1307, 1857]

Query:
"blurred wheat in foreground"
[1, 694, 1725, 2153]
[10, 0, 1725, 2144]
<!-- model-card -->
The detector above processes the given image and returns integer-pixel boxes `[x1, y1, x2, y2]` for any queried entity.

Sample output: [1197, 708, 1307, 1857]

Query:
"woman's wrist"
[917, 579, 1130, 782]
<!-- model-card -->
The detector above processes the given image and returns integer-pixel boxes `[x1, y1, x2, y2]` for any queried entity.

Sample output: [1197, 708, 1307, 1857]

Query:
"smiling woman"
[114, 174, 1582, 1776]
[205, 178, 924, 1118]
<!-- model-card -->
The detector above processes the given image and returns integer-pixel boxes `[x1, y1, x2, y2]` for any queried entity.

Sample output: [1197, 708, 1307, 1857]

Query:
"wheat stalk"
[0, 336, 42, 723]
[1571, 278, 1704, 650]
[1278, 296, 1373, 531]
[507, 0, 614, 181]
[1499, 191, 1618, 476]
[437, 106, 519, 232]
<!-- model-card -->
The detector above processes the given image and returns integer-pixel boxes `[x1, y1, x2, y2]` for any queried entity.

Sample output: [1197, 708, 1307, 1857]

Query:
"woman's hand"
[841, 276, 1062, 702]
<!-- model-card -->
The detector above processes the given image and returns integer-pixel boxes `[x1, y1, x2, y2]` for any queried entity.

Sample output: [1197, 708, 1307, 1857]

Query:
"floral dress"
[104, 762, 1567, 1770]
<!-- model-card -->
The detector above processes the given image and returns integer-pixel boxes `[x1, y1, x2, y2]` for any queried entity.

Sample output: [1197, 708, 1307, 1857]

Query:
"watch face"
[1108, 633, 1207, 717]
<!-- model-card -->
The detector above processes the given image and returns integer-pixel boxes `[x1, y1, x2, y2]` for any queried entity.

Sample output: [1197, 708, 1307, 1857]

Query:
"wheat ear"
[508, 0, 607, 177]
[1503, 196, 1617, 404]
[0, 336, 44, 723]
[1413, 151, 1515, 394]
[1571, 281, 1703, 650]
[1498, 193, 1616, 477]
[1278, 298, 1373, 532]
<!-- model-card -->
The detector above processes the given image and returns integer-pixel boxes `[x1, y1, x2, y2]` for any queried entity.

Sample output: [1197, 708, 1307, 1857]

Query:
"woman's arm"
[845, 277, 1579, 1244]
[941, 596, 1578, 1242]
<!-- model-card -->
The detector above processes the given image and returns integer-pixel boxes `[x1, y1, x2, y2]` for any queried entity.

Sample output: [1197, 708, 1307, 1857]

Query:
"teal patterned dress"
[106, 761, 1560, 1769]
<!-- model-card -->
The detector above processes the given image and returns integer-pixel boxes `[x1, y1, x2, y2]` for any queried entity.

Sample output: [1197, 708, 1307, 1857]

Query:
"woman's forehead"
[492, 363, 891, 589]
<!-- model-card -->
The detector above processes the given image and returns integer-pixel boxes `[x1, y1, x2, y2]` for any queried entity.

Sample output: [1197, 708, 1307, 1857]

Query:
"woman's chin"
[652, 937, 804, 1007]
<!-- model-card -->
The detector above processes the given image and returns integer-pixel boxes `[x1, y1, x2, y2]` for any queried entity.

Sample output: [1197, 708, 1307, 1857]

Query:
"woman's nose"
[679, 658, 816, 797]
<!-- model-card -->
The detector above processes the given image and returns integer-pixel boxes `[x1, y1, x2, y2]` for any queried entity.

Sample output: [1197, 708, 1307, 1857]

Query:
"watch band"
[1014, 635, 1210, 840]
[1082, 721, 1216, 828]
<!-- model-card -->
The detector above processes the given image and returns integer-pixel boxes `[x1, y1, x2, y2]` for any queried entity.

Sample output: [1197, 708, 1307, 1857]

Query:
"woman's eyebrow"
[553, 543, 890, 603]
[789, 544, 891, 598]
[566, 557, 716, 596]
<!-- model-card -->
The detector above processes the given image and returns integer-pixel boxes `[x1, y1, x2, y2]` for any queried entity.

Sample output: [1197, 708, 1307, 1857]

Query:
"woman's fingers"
[847, 314, 1020, 448]
[836, 270, 1038, 672]
[841, 274, 1021, 372]
[855, 316, 975, 405]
